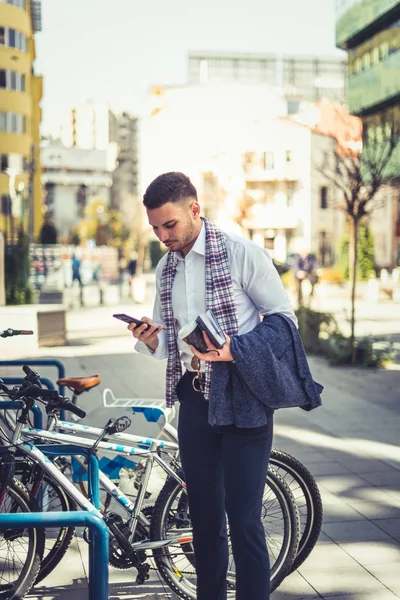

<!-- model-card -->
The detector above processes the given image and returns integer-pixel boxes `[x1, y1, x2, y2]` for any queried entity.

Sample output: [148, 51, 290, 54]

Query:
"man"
[129, 172, 296, 600]
[293, 249, 319, 307]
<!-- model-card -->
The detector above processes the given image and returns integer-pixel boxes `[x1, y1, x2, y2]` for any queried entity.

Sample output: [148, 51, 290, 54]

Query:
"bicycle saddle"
[56, 374, 101, 394]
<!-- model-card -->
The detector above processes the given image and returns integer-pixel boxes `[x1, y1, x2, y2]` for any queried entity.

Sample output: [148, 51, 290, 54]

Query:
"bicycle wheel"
[270, 448, 323, 572]
[0, 478, 45, 600]
[15, 462, 76, 584]
[150, 469, 300, 599]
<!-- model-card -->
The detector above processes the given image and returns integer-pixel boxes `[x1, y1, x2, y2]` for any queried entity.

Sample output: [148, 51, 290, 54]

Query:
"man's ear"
[190, 200, 201, 218]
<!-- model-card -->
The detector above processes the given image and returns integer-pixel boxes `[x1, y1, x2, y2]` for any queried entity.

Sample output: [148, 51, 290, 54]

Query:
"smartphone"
[113, 313, 152, 330]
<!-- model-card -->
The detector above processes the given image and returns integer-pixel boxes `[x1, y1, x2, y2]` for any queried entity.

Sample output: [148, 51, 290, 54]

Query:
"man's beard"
[171, 221, 197, 253]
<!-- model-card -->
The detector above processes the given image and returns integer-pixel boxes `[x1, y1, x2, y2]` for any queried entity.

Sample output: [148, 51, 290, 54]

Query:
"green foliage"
[322, 334, 396, 367]
[296, 307, 395, 368]
[336, 222, 375, 281]
[295, 307, 339, 354]
[5, 231, 34, 305]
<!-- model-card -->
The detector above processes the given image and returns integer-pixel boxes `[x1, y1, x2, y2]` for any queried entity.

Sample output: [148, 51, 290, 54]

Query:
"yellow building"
[0, 0, 42, 241]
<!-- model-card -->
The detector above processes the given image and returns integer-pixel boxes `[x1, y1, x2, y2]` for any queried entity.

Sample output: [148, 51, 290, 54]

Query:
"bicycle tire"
[0, 478, 45, 600]
[14, 462, 76, 584]
[270, 448, 323, 572]
[150, 469, 300, 599]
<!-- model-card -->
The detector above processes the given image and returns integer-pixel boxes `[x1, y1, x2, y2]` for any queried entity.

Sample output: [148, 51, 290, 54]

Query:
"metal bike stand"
[0, 511, 109, 600]
[0, 359, 66, 396]
[37, 444, 100, 509]
[1, 376, 68, 421]
[0, 359, 67, 418]
[0, 400, 43, 428]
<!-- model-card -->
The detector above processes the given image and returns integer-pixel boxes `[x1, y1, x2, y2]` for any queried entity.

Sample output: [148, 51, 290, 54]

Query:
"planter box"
[0, 304, 66, 352]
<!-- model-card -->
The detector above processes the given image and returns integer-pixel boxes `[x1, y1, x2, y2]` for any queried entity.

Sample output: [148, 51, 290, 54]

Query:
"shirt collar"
[173, 221, 205, 263]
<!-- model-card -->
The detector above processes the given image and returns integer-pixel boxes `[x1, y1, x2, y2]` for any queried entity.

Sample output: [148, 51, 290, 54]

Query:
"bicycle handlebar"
[0, 329, 34, 338]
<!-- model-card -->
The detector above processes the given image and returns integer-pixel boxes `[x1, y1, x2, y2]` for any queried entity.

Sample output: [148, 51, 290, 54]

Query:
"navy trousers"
[177, 371, 273, 600]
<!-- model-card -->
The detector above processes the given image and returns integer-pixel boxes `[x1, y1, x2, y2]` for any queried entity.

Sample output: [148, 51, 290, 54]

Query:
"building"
[188, 51, 348, 103]
[140, 83, 344, 265]
[41, 138, 116, 240]
[56, 102, 139, 221]
[0, 0, 43, 240]
[336, 0, 400, 267]
[110, 111, 139, 217]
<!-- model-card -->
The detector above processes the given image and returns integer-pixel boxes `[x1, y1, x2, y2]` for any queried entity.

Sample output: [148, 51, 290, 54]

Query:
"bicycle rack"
[0, 359, 67, 397]
[0, 357, 67, 419]
[0, 400, 43, 428]
[0, 511, 109, 600]
[37, 444, 100, 509]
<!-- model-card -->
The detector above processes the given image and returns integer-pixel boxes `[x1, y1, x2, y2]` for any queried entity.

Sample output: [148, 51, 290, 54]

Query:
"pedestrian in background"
[293, 249, 319, 307]
[72, 253, 83, 287]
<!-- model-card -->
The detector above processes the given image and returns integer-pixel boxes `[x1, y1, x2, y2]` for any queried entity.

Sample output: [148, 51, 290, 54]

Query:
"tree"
[319, 115, 400, 363]
[337, 222, 375, 282]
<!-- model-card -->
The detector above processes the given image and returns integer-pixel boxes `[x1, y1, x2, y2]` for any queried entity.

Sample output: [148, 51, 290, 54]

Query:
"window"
[0, 155, 8, 172]
[0, 28, 5, 46]
[22, 115, 26, 133]
[380, 42, 389, 60]
[319, 231, 333, 266]
[11, 114, 18, 132]
[20, 73, 25, 91]
[6, 0, 26, 7]
[320, 186, 328, 209]
[286, 182, 295, 206]
[0, 70, 5, 88]
[371, 47, 380, 65]
[8, 28, 16, 48]
[263, 151, 274, 170]
[10, 71, 17, 90]
[362, 53, 371, 69]
[0, 112, 6, 131]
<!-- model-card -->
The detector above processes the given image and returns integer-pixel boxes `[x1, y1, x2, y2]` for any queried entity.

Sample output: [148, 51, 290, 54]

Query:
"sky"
[35, 0, 345, 134]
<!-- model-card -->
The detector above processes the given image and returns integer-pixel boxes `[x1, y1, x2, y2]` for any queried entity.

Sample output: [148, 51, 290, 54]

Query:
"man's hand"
[189, 331, 234, 362]
[127, 317, 162, 353]
[296, 270, 306, 280]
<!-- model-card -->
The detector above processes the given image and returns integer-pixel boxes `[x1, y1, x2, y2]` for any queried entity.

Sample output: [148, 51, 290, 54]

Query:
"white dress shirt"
[135, 223, 297, 371]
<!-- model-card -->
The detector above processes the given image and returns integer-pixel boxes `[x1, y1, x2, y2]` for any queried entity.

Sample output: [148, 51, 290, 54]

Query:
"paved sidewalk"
[1, 304, 399, 599]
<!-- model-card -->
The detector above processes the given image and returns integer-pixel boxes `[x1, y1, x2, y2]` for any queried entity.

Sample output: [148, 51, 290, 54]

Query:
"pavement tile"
[297, 542, 359, 572]
[300, 564, 392, 596]
[360, 471, 400, 486]
[316, 475, 371, 495]
[308, 462, 353, 476]
[338, 540, 400, 565]
[339, 459, 400, 475]
[364, 563, 400, 595]
[371, 518, 400, 541]
[322, 503, 369, 523]
[347, 501, 400, 521]
[325, 594, 399, 600]
[322, 520, 393, 543]
[271, 571, 318, 596]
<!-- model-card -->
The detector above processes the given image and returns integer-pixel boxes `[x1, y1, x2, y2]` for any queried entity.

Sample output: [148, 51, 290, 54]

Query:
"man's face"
[147, 200, 201, 255]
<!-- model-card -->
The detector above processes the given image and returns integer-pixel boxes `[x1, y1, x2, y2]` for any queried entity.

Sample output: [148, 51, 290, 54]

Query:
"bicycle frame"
[20, 425, 188, 547]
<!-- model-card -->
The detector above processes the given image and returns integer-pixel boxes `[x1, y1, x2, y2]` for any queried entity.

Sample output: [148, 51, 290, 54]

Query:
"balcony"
[348, 52, 400, 114]
[241, 203, 298, 231]
[243, 164, 299, 183]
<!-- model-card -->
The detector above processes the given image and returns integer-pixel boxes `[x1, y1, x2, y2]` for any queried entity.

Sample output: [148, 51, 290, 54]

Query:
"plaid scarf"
[160, 217, 239, 407]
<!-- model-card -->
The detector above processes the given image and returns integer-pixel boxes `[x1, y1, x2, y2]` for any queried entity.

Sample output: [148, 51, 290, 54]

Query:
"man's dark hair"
[143, 172, 198, 209]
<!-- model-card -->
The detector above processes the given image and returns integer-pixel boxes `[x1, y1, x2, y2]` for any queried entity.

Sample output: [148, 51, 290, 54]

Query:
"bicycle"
[0, 372, 300, 598]
[1, 327, 321, 571]
[101, 388, 323, 573]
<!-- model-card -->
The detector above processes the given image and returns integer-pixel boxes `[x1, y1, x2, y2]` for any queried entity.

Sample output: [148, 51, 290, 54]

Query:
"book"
[196, 309, 226, 349]
[178, 309, 226, 353]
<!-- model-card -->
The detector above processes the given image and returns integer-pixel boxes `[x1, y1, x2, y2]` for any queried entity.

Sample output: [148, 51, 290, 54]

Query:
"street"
[1, 294, 400, 599]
